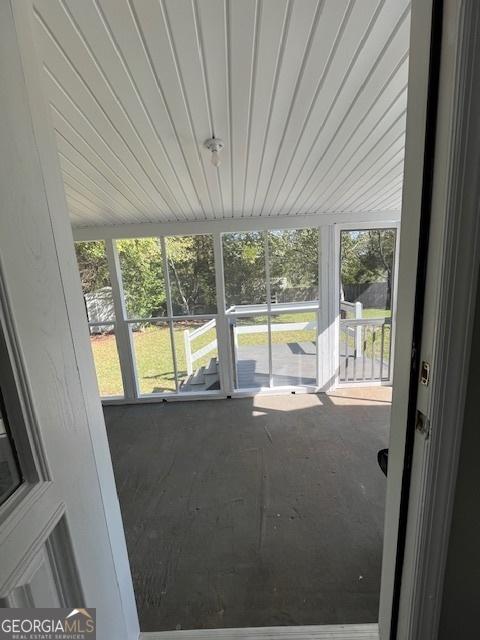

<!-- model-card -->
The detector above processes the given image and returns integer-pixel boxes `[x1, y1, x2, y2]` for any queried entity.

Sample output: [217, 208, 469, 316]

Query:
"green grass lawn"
[90, 308, 392, 397]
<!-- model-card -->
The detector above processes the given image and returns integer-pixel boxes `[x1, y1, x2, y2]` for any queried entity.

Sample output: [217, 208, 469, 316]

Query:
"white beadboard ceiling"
[32, 0, 410, 227]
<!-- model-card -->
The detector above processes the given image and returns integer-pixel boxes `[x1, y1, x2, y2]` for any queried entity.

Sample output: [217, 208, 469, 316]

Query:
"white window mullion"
[160, 236, 180, 393]
[213, 232, 233, 395]
[316, 227, 321, 388]
[264, 231, 273, 388]
[318, 225, 336, 391]
[105, 238, 138, 400]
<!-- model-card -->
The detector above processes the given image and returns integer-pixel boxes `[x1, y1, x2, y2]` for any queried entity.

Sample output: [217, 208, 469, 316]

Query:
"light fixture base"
[204, 137, 224, 154]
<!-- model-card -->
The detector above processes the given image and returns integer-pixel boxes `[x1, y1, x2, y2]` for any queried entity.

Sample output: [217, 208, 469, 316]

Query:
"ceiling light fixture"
[204, 137, 224, 168]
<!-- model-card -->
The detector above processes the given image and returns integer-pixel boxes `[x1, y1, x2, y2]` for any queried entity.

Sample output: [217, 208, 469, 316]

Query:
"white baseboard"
[140, 623, 379, 640]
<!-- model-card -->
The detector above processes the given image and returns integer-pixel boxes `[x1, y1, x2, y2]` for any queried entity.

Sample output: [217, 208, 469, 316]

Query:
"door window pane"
[173, 319, 219, 392]
[117, 238, 167, 319]
[269, 228, 319, 304]
[166, 235, 216, 315]
[89, 324, 124, 398]
[223, 232, 266, 308]
[131, 321, 176, 395]
[0, 392, 22, 506]
[271, 312, 317, 386]
[232, 316, 269, 389]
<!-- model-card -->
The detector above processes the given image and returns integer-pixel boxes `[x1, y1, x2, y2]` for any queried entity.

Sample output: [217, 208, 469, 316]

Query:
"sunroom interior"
[32, 0, 408, 632]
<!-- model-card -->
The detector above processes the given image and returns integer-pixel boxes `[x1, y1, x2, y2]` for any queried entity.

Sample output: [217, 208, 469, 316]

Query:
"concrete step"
[204, 357, 218, 375]
[190, 366, 205, 385]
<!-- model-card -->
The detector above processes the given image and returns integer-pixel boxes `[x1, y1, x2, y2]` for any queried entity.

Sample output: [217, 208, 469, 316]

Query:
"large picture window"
[74, 224, 397, 399]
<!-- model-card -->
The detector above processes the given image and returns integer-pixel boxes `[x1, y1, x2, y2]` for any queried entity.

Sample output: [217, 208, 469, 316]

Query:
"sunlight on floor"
[251, 387, 392, 414]
[328, 386, 393, 405]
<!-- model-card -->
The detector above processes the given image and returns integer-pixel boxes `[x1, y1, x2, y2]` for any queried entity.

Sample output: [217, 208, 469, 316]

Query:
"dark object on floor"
[104, 395, 389, 632]
[378, 448, 389, 476]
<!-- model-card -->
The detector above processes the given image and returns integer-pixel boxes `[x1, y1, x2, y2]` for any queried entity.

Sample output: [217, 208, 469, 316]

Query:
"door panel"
[0, 2, 137, 637]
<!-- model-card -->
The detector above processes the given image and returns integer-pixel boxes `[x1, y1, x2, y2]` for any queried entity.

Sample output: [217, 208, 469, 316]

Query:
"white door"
[0, 2, 138, 638]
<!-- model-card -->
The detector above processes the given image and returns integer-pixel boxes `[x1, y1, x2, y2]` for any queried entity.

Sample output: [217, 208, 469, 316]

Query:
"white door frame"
[395, 1, 480, 638]
[381, 0, 480, 638]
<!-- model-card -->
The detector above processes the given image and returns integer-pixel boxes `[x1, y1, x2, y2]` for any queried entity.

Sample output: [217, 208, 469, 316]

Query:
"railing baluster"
[380, 322, 385, 380]
[353, 326, 357, 381]
[362, 325, 366, 380]
[339, 317, 390, 384]
[371, 326, 375, 380]
[344, 324, 349, 381]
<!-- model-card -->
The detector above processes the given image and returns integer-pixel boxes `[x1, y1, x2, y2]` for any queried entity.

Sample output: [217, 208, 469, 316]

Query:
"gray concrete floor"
[104, 391, 390, 632]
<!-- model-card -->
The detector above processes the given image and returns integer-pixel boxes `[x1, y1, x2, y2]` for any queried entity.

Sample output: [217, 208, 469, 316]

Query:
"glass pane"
[269, 228, 319, 304]
[232, 315, 269, 389]
[166, 235, 217, 315]
[339, 228, 396, 382]
[0, 391, 22, 505]
[172, 319, 219, 393]
[117, 238, 167, 319]
[223, 232, 266, 308]
[75, 241, 115, 323]
[132, 321, 176, 395]
[340, 229, 396, 319]
[89, 324, 124, 398]
[271, 312, 317, 386]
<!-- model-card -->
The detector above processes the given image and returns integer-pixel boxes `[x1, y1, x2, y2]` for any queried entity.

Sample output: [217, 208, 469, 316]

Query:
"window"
[115, 235, 218, 396]
[222, 232, 267, 308]
[339, 228, 396, 383]
[268, 228, 319, 304]
[116, 238, 166, 319]
[0, 391, 22, 506]
[131, 320, 176, 395]
[166, 235, 216, 315]
[75, 241, 124, 398]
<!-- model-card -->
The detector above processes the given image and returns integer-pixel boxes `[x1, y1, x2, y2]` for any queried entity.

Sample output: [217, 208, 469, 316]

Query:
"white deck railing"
[339, 317, 391, 382]
[184, 318, 217, 375]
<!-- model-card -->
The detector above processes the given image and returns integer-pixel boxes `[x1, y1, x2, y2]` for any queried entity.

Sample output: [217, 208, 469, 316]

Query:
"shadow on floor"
[104, 392, 390, 632]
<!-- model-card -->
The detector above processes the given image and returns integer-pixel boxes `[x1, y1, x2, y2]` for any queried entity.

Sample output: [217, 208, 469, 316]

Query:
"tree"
[166, 235, 216, 315]
[269, 228, 318, 301]
[75, 239, 167, 319]
[222, 232, 266, 305]
[75, 241, 110, 293]
[117, 238, 166, 318]
[340, 229, 396, 308]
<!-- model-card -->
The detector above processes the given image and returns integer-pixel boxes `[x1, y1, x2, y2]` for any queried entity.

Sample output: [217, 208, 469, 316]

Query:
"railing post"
[184, 329, 192, 375]
[355, 301, 363, 356]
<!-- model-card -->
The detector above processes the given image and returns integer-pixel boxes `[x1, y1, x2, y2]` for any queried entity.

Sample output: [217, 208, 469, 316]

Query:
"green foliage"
[117, 238, 166, 318]
[75, 239, 167, 319]
[341, 229, 395, 284]
[341, 229, 396, 308]
[75, 241, 110, 294]
[166, 235, 216, 315]
[222, 232, 266, 306]
[269, 228, 318, 300]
